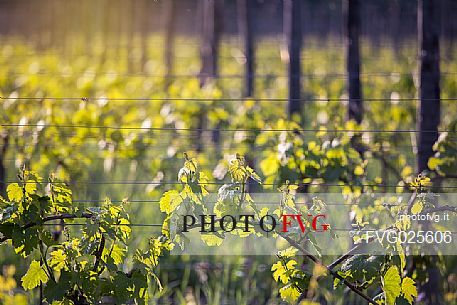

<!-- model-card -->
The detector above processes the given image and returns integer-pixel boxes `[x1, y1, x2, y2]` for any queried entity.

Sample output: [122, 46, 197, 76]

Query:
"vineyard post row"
[166, 0, 441, 178]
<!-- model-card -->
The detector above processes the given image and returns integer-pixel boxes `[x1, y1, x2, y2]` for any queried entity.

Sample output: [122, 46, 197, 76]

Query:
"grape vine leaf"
[7, 183, 23, 202]
[340, 255, 384, 284]
[260, 154, 279, 176]
[271, 259, 297, 284]
[49, 249, 67, 272]
[21, 260, 49, 290]
[279, 283, 300, 303]
[201, 234, 224, 246]
[410, 201, 423, 215]
[110, 244, 126, 265]
[401, 277, 417, 304]
[382, 266, 401, 305]
[159, 190, 182, 214]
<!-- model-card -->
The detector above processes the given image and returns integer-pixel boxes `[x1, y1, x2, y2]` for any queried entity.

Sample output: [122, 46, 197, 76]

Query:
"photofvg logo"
[181, 213, 330, 233]
[168, 193, 456, 256]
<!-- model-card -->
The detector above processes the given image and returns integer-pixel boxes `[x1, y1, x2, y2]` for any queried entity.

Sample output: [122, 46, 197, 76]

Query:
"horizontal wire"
[39, 223, 457, 233]
[5, 127, 452, 136]
[2, 149, 423, 161]
[71, 199, 432, 207]
[0, 139, 425, 148]
[0, 146, 429, 161]
[3, 130, 453, 140]
[2, 136, 443, 143]
[2, 54, 439, 63]
[1, 124, 454, 133]
[1, 133, 234, 141]
[2, 96, 456, 102]
[4, 71, 457, 78]
[0, 37, 421, 47]
[3, 180, 456, 188]
[0, 40, 417, 50]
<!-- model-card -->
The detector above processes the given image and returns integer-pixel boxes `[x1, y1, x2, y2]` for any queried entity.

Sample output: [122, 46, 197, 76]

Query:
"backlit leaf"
[382, 266, 401, 305]
[7, 183, 23, 202]
[159, 190, 182, 214]
[279, 283, 300, 303]
[401, 277, 417, 304]
[22, 260, 49, 290]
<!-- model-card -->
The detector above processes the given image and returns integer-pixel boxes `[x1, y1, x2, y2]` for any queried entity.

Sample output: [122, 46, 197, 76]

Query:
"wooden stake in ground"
[200, 0, 221, 86]
[417, 1, 442, 305]
[198, 0, 222, 152]
[417, 0, 441, 173]
[164, 0, 176, 90]
[237, 0, 255, 97]
[344, 0, 362, 123]
[284, 0, 302, 118]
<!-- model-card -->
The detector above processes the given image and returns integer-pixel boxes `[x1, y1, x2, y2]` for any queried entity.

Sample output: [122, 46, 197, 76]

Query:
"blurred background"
[0, 0, 457, 304]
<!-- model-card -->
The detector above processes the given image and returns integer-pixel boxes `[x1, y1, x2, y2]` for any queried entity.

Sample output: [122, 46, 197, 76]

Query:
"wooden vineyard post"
[164, 0, 176, 90]
[284, 0, 302, 118]
[199, 0, 222, 152]
[417, 0, 441, 173]
[237, 0, 255, 97]
[344, 0, 363, 123]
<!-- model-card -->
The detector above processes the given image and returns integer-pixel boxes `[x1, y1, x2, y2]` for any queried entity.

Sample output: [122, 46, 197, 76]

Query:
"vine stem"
[93, 232, 106, 274]
[280, 234, 378, 305]
[299, 191, 423, 304]
[326, 191, 418, 270]
[0, 212, 93, 243]
[39, 241, 56, 282]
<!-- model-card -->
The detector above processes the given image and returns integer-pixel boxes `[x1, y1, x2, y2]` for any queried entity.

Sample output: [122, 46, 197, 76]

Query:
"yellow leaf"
[286, 259, 297, 270]
[302, 178, 312, 184]
[279, 284, 301, 303]
[401, 277, 418, 304]
[21, 260, 48, 290]
[201, 234, 223, 246]
[401, 166, 413, 177]
[288, 184, 299, 190]
[159, 190, 182, 214]
[308, 141, 317, 150]
[411, 201, 423, 215]
[427, 157, 442, 170]
[25, 181, 37, 195]
[110, 244, 126, 265]
[229, 159, 247, 182]
[49, 249, 67, 272]
[354, 166, 364, 176]
[382, 266, 401, 305]
[272, 259, 297, 284]
[277, 247, 298, 258]
[7, 183, 23, 202]
[260, 154, 279, 176]
[271, 261, 287, 283]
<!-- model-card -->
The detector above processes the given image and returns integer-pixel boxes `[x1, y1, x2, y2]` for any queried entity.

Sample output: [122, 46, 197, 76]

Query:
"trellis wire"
[4, 71, 457, 78]
[2, 96, 457, 102]
[39, 223, 457, 233]
[3, 180, 457, 188]
[2, 124, 455, 133]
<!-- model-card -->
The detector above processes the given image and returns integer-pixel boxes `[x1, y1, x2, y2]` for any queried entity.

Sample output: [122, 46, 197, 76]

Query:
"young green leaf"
[21, 260, 49, 290]
[401, 277, 417, 304]
[382, 266, 401, 305]
[279, 283, 300, 303]
[159, 190, 183, 214]
[7, 183, 23, 202]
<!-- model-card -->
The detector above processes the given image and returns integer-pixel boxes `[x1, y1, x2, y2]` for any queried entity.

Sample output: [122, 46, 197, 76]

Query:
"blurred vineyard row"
[1, 33, 457, 304]
[1, 36, 457, 191]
